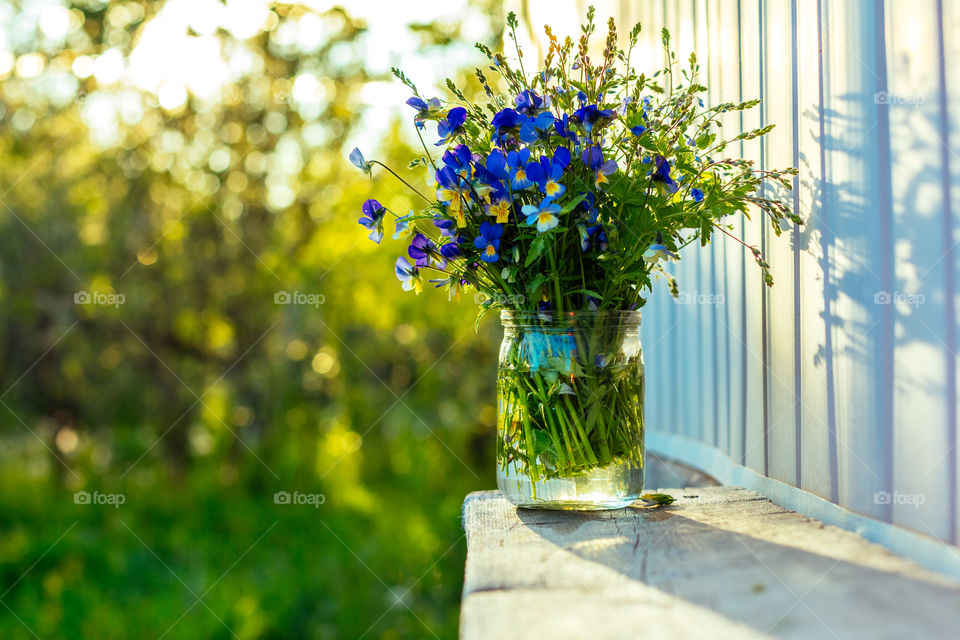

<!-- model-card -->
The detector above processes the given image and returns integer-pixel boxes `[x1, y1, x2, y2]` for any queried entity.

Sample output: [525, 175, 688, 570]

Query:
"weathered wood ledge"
[460, 455, 960, 639]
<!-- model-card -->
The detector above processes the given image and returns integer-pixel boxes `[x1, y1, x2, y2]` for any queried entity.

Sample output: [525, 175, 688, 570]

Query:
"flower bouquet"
[349, 8, 798, 509]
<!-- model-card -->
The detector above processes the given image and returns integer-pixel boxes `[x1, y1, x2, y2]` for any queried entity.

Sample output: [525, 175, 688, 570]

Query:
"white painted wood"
[945, 0, 960, 547]
[796, 0, 836, 502]
[885, 0, 953, 542]
[821, 0, 893, 521]
[516, 0, 960, 550]
[715, 0, 740, 459]
[460, 487, 960, 640]
[760, 0, 799, 487]
[723, 0, 746, 465]
[737, 0, 766, 474]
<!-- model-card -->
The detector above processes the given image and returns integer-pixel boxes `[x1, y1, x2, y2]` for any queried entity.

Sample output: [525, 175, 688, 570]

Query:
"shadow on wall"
[796, 74, 953, 538]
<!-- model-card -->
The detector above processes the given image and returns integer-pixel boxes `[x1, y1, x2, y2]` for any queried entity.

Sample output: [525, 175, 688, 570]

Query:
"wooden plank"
[796, 0, 836, 501]
[885, 0, 953, 540]
[460, 488, 960, 640]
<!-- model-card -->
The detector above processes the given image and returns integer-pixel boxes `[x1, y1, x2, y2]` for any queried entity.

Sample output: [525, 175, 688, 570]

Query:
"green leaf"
[524, 235, 548, 267]
[641, 493, 676, 506]
[558, 193, 587, 214]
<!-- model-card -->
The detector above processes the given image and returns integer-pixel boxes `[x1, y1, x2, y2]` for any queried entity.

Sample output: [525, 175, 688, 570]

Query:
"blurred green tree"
[0, 1, 504, 637]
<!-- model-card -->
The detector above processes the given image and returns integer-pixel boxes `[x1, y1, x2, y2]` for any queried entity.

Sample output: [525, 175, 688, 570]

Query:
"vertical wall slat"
[726, 0, 747, 464]
[820, 0, 894, 520]
[667, 0, 696, 439]
[944, 0, 960, 547]
[761, 0, 800, 486]
[716, 0, 741, 458]
[738, 0, 766, 473]
[700, 0, 720, 450]
[886, 0, 953, 539]
[796, 0, 836, 501]
[602, 0, 959, 548]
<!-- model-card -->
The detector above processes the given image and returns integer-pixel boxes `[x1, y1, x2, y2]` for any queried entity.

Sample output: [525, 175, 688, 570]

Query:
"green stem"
[562, 396, 598, 466]
[370, 161, 431, 203]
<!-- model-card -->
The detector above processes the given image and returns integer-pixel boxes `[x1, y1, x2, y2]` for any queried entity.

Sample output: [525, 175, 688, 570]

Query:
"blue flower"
[577, 191, 598, 223]
[428, 274, 464, 301]
[491, 107, 521, 130]
[518, 111, 556, 143]
[644, 242, 678, 265]
[440, 232, 466, 260]
[436, 107, 467, 146]
[526, 148, 570, 198]
[349, 147, 371, 175]
[573, 104, 614, 133]
[442, 144, 473, 178]
[630, 125, 646, 136]
[409, 233, 446, 269]
[395, 256, 422, 294]
[473, 221, 503, 262]
[358, 198, 386, 243]
[691, 188, 704, 202]
[581, 146, 618, 189]
[514, 89, 543, 113]
[393, 213, 415, 240]
[651, 155, 679, 193]
[406, 96, 441, 113]
[553, 113, 577, 143]
[434, 217, 457, 238]
[484, 183, 512, 223]
[435, 166, 472, 226]
[581, 224, 608, 252]
[491, 108, 522, 145]
[484, 149, 510, 182]
[522, 198, 562, 232]
[506, 148, 533, 190]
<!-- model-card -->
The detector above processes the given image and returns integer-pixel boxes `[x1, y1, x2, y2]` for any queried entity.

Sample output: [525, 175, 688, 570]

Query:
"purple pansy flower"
[573, 103, 614, 133]
[409, 233, 446, 269]
[581, 146, 618, 189]
[514, 89, 543, 113]
[581, 224, 608, 252]
[436, 107, 467, 146]
[651, 155, 679, 193]
[358, 198, 386, 243]
[406, 96, 441, 113]
[442, 144, 473, 178]
[395, 256, 422, 293]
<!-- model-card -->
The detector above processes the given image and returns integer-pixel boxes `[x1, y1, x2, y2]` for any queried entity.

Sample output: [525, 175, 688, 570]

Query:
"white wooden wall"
[513, 0, 960, 547]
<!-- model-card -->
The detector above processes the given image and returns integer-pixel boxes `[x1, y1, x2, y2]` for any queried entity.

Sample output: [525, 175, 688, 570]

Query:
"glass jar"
[496, 310, 644, 510]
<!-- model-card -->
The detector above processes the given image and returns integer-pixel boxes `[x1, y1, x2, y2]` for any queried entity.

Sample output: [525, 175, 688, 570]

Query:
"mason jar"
[496, 310, 645, 509]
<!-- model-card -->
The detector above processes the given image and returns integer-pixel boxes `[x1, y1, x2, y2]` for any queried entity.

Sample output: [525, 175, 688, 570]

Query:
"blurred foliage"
[0, 1, 503, 638]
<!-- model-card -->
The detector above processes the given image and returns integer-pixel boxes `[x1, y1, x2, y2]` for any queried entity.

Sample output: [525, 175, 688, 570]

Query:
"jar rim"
[500, 309, 641, 328]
